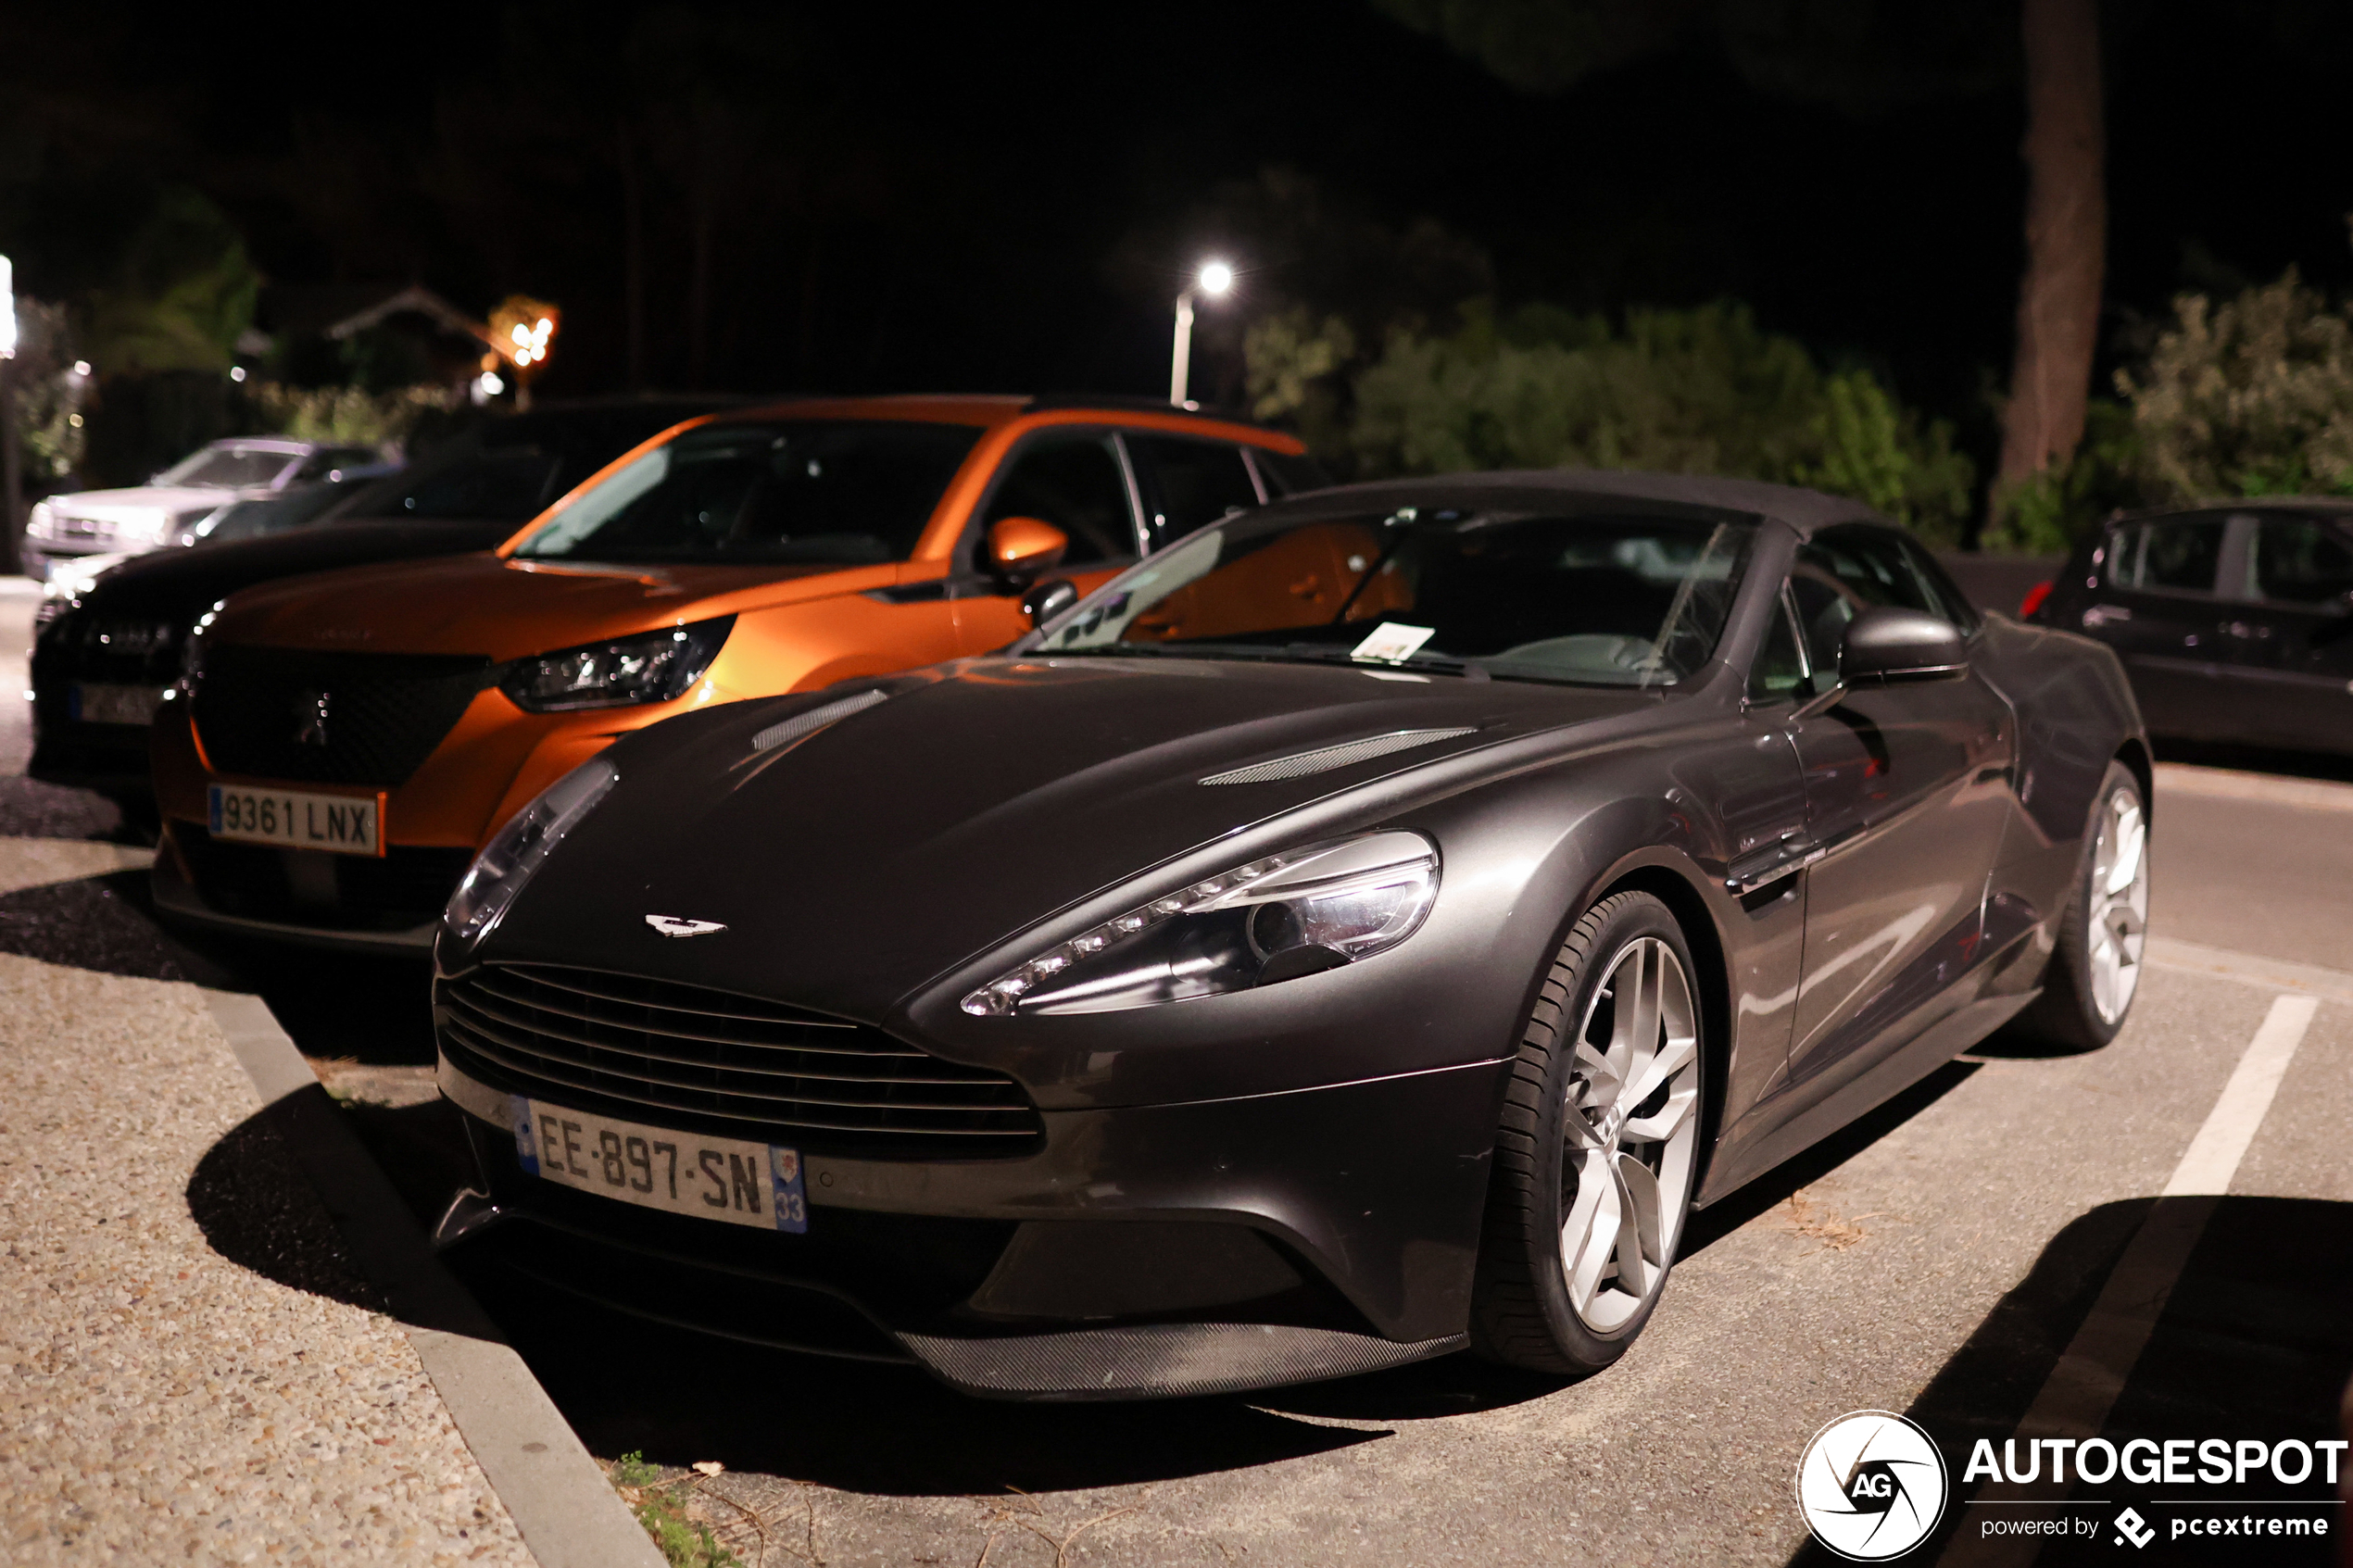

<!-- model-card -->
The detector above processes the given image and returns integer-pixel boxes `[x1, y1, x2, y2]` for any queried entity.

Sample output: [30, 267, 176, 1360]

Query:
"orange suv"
[151, 395, 1324, 949]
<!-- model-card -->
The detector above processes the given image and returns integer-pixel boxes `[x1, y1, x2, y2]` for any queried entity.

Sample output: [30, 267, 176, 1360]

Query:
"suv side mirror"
[986, 516, 1068, 588]
[1839, 606, 1967, 683]
[1022, 578, 1079, 628]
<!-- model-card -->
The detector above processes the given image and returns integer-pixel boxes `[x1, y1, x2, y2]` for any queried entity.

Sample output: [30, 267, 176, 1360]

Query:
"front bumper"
[434, 1048, 1498, 1399]
[150, 828, 442, 952]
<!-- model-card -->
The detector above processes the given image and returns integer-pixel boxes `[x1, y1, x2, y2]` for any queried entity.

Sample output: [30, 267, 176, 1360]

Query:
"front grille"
[193, 646, 492, 786]
[178, 824, 473, 931]
[437, 964, 1045, 1160]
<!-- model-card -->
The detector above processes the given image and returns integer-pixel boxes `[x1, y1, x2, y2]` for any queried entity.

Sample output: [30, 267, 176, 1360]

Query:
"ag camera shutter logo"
[1796, 1411, 1949, 1560]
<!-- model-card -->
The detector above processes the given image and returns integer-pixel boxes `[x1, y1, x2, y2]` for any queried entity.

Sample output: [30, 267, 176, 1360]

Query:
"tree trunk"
[1998, 0, 2107, 487]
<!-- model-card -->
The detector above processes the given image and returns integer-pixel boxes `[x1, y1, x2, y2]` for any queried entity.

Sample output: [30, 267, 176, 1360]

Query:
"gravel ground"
[0, 931, 535, 1564]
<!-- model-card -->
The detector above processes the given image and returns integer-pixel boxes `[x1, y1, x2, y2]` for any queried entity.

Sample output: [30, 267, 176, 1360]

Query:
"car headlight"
[499, 617, 735, 712]
[962, 831, 1439, 1017]
[444, 756, 619, 947]
[26, 500, 55, 539]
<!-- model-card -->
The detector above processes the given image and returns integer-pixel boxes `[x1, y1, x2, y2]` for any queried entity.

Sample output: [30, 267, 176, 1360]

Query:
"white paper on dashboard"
[1350, 621, 1438, 664]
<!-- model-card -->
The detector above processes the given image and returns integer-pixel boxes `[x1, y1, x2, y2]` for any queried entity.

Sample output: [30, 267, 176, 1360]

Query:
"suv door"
[1780, 526, 2016, 1098]
[950, 425, 1143, 653]
[2082, 512, 2239, 740]
[2221, 511, 2353, 750]
[1124, 432, 1264, 553]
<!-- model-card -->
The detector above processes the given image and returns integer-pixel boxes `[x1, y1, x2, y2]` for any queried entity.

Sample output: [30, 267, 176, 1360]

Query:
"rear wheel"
[1471, 891, 1705, 1374]
[2014, 761, 2148, 1051]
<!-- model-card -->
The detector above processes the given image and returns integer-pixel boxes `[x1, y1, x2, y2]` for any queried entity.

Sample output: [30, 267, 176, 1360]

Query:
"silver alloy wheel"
[1559, 935, 1702, 1333]
[2087, 785, 2149, 1024]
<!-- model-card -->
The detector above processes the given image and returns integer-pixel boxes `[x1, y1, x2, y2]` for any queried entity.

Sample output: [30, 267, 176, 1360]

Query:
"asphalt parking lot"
[4, 583, 2347, 1567]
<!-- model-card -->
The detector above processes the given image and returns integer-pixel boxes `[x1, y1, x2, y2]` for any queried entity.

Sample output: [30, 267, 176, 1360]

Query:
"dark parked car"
[2028, 499, 2353, 755]
[428, 470, 2150, 1400]
[27, 397, 731, 814]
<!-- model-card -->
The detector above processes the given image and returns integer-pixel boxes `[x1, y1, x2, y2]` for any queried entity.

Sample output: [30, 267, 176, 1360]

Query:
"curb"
[204, 988, 665, 1568]
[2142, 935, 2353, 1007]
[2154, 761, 2353, 814]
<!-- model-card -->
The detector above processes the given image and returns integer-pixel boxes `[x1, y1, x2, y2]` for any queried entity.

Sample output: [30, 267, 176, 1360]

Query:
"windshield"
[1037, 506, 1755, 687]
[153, 445, 301, 490]
[512, 420, 981, 566]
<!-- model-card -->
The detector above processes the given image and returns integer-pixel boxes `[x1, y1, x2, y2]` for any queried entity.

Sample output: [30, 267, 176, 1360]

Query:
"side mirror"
[985, 515, 1068, 588]
[1839, 606, 1967, 683]
[1022, 577, 1079, 628]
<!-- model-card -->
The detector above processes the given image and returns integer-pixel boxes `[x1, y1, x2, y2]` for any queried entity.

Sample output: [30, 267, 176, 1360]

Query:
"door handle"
[1726, 832, 1826, 895]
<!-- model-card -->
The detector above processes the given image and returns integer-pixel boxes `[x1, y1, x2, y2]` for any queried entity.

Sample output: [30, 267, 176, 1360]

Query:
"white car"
[22, 437, 384, 583]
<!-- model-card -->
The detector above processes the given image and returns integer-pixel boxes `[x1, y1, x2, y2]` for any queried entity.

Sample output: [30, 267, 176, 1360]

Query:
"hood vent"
[750, 687, 889, 753]
[1199, 726, 1478, 785]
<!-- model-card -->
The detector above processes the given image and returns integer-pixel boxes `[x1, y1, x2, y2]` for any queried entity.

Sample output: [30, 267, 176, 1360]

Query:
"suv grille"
[193, 646, 491, 786]
[437, 965, 1045, 1159]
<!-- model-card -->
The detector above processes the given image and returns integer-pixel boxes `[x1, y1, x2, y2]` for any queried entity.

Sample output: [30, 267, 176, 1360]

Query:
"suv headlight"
[444, 757, 619, 947]
[962, 831, 1439, 1017]
[499, 617, 735, 712]
[26, 500, 55, 539]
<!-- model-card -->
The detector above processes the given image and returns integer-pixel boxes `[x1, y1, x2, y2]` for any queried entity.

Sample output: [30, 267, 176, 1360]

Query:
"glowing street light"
[1169, 258, 1235, 408]
[485, 295, 560, 409]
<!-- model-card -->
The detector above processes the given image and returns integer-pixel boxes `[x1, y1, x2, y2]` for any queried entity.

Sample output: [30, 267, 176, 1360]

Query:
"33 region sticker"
[1796, 1411, 1949, 1561]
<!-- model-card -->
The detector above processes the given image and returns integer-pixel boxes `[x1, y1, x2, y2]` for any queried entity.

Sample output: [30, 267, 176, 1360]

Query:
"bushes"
[245, 383, 458, 447]
[1252, 298, 1976, 544]
[2117, 270, 2353, 503]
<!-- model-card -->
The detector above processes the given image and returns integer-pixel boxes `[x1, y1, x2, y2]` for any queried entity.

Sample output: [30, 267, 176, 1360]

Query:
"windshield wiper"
[1038, 639, 1501, 679]
[1278, 643, 1491, 681]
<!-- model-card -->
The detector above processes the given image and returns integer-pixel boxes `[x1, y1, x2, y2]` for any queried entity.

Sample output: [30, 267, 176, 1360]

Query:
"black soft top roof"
[1251, 468, 1888, 535]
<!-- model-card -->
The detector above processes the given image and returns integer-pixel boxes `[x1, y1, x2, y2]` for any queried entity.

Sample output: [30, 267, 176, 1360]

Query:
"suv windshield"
[154, 445, 300, 490]
[1037, 506, 1754, 687]
[513, 420, 982, 566]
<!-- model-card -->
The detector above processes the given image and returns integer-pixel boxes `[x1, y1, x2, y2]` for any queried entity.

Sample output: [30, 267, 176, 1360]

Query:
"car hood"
[69, 520, 520, 622]
[484, 654, 1664, 1015]
[207, 550, 900, 660]
[46, 484, 252, 519]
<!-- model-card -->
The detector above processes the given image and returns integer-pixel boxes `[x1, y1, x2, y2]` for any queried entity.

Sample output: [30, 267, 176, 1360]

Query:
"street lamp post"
[1168, 259, 1235, 408]
[0, 256, 21, 577]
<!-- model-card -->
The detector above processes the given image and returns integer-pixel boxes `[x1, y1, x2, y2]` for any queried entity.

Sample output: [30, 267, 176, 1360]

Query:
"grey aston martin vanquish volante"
[427, 470, 2151, 1399]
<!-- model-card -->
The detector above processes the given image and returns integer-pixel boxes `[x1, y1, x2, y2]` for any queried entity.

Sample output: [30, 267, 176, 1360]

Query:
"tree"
[1373, 0, 2105, 503]
[1999, 0, 2104, 489]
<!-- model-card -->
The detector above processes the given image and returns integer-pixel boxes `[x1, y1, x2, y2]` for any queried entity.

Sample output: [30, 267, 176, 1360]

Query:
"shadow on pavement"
[451, 1256, 1389, 1494]
[1785, 1196, 2353, 1567]
[0, 870, 210, 982]
[0, 772, 133, 841]
[248, 951, 439, 1067]
[185, 1107, 385, 1313]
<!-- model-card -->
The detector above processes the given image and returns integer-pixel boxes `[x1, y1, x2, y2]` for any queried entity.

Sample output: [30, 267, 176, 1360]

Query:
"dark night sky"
[8, 0, 2353, 458]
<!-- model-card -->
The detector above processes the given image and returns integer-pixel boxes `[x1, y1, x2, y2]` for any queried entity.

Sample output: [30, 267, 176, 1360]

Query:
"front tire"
[1470, 891, 1705, 1374]
[2013, 760, 2149, 1051]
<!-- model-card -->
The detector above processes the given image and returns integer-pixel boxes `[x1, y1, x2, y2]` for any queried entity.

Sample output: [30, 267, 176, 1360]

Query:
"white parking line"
[2162, 997, 2320, 1197]
[1941, 994, 2322, 1565]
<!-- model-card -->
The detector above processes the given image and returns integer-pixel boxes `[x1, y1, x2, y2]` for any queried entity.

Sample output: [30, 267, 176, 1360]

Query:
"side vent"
[1199, 727, 1478, 785]
[751, 688, 889, 753]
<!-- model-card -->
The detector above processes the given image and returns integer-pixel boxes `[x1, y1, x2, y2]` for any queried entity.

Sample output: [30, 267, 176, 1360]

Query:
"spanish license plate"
[510, 1098, 808, 1234]
[206, 783, 384, 857]
[69, 682, 164, 726]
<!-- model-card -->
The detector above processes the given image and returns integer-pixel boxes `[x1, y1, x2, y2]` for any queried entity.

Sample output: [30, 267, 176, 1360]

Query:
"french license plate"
[206, 783, 385, 857]
[69, 682, 164, 726]
[510, 1098, 808, 1234]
